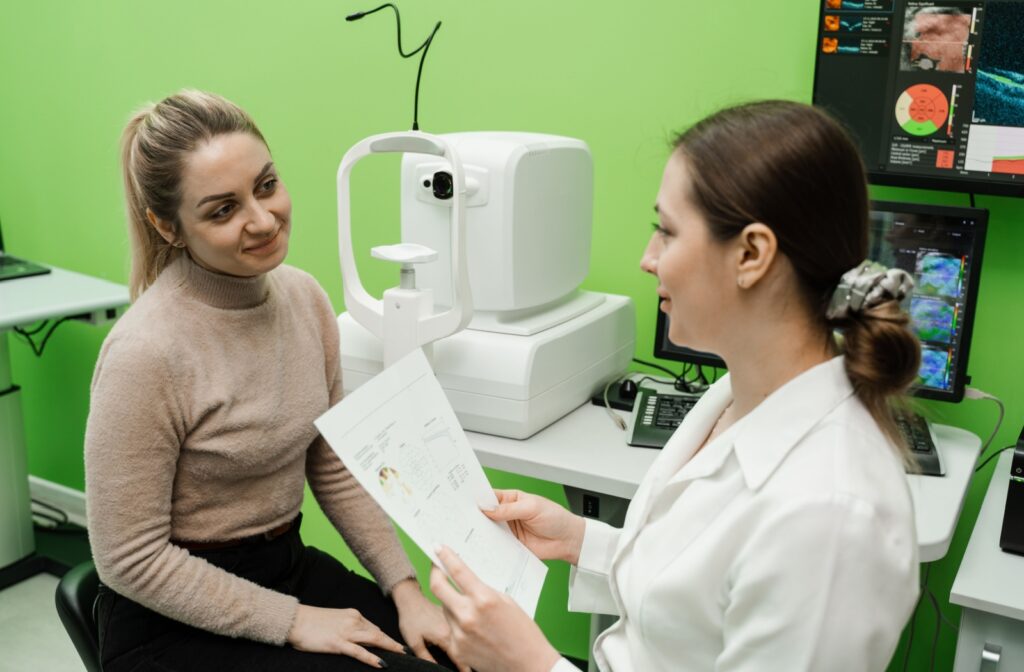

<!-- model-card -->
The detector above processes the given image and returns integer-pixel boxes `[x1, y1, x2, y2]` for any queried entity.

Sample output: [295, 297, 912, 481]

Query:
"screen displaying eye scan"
[653, 201, 987, 402]
[867, 200, 987, 401]
[813, 0, 1024, 196]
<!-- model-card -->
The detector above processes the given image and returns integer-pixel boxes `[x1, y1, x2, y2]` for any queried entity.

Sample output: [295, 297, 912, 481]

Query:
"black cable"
[969, 192, 976, 208]
[902, 564, 931, 671]
[31, 498, 69, 525]
[975, 443, 1015, 473]
[32, 511, 66, 529]
[18, 320, 50, 337]
[13, 316, 72, 357]
[631, 358, 680, 380]
[346, 4, 441, 131]
[925, 584, 957, 631]
[925, 588, 947, 672]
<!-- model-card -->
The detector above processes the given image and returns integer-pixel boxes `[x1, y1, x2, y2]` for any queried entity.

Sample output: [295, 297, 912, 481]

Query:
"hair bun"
[841, 301, 920, 399]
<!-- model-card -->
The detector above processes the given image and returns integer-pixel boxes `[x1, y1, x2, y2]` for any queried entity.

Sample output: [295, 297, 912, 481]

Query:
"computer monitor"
[869, 200, 987, 402]
[812, 0, 1024, 197]
[652, 200, 987, 401]
[653, 309, 726, 370]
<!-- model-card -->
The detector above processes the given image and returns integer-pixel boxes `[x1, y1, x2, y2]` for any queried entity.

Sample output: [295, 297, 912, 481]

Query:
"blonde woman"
[86, 90, 463, 672]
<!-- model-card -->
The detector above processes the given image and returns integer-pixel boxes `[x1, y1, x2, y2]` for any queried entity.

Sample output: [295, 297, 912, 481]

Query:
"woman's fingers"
[352, 615, 406, 654]
[429, 564, 465, 610]
[335, 640, 389, 669]
[407, 637, 437, 663]
[483, 496, 534, 523]
[367, 629, 406, 655]
[492, 488, 518, 502]
[435, 546, 484, 595]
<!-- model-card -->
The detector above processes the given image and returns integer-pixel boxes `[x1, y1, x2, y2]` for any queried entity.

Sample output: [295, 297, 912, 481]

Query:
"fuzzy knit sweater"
[84, 254, 415, 645]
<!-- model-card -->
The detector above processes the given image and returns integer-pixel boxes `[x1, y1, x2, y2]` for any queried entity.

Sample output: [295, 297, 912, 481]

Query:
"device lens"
[432, 171, 453, 200]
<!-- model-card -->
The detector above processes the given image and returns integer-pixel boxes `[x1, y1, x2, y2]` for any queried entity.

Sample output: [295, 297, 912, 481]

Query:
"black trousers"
[95, 517, 454, 672]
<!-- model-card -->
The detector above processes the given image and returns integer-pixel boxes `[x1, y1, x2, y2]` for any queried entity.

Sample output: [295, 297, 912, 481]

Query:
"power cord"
[976, 444, 1015, 473]
[924, 584, 957, 672]
[964, 388, 1007, 472]
[631, 358, 679, 381]
[602, 378, 628, 431]
[13, 316, 72, 357]
[901, 564, 930, 672]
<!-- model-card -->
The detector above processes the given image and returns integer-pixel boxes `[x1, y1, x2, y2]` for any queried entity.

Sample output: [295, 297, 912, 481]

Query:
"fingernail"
[378, 659, 389, 669]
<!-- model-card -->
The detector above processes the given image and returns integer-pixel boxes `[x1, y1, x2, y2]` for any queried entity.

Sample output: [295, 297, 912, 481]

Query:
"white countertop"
[469, 401, 981, 563]
[0, 266, 129, 331]
[951, 450, 1024, 622]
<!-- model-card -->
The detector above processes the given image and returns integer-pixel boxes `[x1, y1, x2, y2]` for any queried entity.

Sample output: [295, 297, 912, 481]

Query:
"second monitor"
[651, 200, 988, 402]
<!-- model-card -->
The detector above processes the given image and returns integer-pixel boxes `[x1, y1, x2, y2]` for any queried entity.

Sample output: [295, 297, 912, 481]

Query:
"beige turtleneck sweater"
[85, 255, 415, 645]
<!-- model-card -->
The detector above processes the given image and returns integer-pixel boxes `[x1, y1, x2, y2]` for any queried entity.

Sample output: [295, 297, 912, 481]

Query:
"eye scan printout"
[314, 349, 548, 617]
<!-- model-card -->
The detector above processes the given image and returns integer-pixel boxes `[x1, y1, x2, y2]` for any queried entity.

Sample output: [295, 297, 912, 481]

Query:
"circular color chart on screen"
[894, 84, 949, 136]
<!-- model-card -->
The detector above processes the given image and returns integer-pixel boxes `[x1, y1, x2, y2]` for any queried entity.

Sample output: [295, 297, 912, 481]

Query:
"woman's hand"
[391, 578, 470, 672]
[286, 604, 404, 668]
[484, 489, 586, 565]
[430, 546, 561, 672]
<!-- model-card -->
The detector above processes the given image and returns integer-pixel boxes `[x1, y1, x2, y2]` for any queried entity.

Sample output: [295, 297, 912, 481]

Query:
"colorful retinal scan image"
[974, 1, 1024, 127]
[827, 0, 868, 8]
[910, 296, 954, 344]
[901, 6, 970, 73]
[919, 345, 952, 390]
[914, 251, 962, 299]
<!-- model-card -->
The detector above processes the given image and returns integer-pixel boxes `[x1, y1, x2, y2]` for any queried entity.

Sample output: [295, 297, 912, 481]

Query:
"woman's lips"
[245, 230, 281, 256]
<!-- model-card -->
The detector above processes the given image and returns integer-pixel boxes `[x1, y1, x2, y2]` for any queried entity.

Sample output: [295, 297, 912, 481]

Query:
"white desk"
[951, 451, 1024, 671]
[469, 401, 981, 562]
[0, 266, 128, 588]
[469, 400, 980, 671]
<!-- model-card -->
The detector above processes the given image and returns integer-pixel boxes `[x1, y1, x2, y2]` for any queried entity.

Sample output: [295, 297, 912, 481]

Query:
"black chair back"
[54, 560, 102, 672]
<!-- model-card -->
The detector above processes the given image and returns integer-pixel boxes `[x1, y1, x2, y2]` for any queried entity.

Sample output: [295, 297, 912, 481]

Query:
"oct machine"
[337, 132, 635, 439]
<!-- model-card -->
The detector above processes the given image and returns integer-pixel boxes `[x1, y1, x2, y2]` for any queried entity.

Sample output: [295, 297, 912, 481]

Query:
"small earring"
[173, 241, 185, 248]
[737, 278, 745, 288]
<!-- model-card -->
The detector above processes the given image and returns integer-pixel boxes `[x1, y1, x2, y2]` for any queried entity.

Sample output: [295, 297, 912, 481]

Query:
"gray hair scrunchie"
[826, 260, 914, 320]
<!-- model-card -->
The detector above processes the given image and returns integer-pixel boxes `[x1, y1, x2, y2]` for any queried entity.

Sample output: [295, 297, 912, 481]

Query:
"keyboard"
[896, 410, 943, 476]
[628, 388, 699, 449]
[625, 386, 946, 476]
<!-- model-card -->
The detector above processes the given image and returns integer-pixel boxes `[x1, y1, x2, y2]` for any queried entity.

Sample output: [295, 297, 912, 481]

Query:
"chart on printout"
[314, 349, 548, 617]
[895, 84, 949, 136]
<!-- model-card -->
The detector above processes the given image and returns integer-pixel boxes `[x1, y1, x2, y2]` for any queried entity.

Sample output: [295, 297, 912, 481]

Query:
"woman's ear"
[734, 223, 777, 289]
[146, 208, 178, 246]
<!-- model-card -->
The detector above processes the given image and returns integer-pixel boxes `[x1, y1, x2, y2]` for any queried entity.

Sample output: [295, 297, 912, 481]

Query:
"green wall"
[2, 1, 1021, 667]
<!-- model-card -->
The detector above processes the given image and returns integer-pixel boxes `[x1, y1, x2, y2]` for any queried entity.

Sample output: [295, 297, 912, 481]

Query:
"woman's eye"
[259, 177, 278, 193]
[651, 222, 671, 237]
[212, 203, 234, 219]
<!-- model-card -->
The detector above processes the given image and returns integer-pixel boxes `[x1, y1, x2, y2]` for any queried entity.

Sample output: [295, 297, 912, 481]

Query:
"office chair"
[54, 560, 102, 672]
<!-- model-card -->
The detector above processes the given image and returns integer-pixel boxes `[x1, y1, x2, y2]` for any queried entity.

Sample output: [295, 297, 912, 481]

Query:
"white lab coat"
[553, 357, 919, 672]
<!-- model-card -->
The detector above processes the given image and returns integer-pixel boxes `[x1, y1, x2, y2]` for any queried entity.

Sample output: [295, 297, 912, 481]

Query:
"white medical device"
[338, 131, 635, 439]
[337, 132, 472, 366]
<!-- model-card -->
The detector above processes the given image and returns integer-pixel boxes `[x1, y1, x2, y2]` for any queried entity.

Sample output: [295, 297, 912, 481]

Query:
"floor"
[0, 523, 91, 672]
[0, 573, 84, 671]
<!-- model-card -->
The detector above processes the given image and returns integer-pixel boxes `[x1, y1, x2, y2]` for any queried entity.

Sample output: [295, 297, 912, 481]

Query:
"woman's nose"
[640, 239, 659, 275]
[248, 202, 276, 233]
